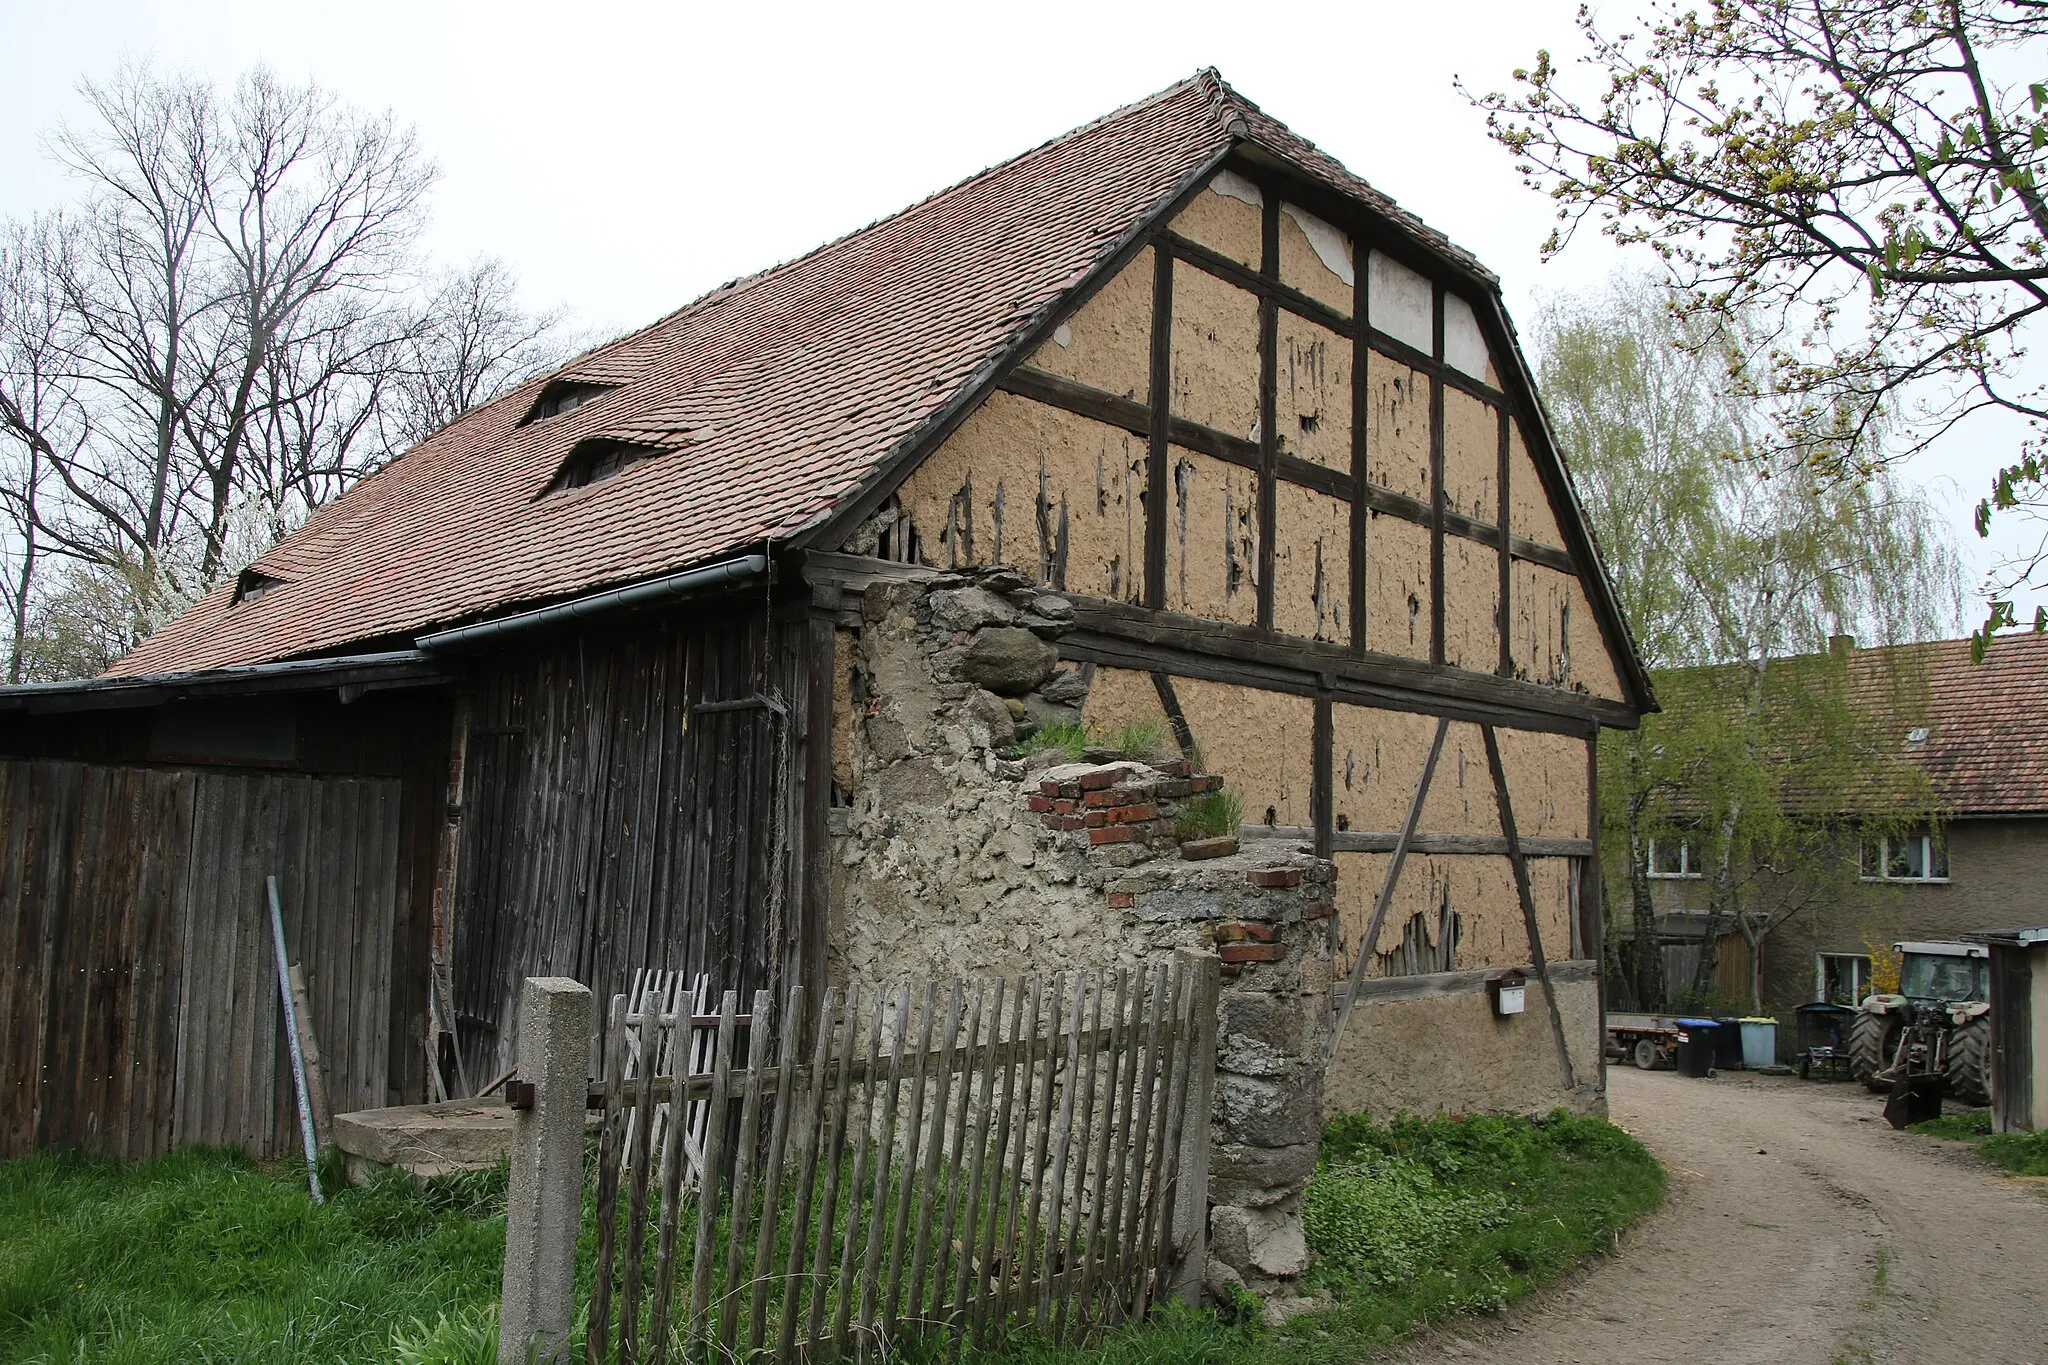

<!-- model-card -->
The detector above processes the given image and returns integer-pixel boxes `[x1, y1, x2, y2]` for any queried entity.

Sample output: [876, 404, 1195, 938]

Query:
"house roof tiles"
[1863, 631, 2048, 817]
[108, 71, 1493, 677]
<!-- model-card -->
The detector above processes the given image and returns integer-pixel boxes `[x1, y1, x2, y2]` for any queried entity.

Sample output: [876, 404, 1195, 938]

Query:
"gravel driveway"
[1397, 1067, 2047, 1365]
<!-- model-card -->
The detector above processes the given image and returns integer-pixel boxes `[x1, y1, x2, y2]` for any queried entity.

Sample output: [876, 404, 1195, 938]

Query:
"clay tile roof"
[1854, 632, 2048, 817]
[110, 70, 1485, 677]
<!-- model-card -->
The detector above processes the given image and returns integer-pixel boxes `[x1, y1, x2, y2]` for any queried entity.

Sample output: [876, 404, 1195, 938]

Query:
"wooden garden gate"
[584, 956, 1217, 1362]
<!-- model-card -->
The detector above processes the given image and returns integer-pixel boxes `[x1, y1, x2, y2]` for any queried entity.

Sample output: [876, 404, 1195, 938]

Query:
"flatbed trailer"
[1606, 1012, 1686, 1070]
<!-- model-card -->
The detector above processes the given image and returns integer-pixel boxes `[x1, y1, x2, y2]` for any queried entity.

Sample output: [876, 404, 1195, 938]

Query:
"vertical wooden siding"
[452, 610, 819, 1082]
[0, 760, 411, 1160]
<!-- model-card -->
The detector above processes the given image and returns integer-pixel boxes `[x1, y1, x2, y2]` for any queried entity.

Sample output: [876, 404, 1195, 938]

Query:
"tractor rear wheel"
[1849, 1010, 1896, 1092]
[1946, 1015, 1994, 1108]
[1634, 1038, 1661, 1070]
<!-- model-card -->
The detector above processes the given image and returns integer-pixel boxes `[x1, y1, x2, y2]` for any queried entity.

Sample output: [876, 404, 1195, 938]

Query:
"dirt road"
[1399, 1068, 2048, 1365]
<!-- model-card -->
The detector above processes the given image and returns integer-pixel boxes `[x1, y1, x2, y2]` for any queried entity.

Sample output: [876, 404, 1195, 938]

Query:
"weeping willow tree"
[1537, 275, 1964, 1010]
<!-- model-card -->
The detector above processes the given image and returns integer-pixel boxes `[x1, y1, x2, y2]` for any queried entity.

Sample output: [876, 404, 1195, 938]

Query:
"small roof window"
[233, 568, 286, 606]
[545, 438, 664, 495]
[520, 379, 617, 425]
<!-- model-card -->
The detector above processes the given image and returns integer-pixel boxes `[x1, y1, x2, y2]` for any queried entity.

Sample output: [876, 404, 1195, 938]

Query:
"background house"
[1628, 631, 2048, 1018]
[0, 71, 1651, 1161]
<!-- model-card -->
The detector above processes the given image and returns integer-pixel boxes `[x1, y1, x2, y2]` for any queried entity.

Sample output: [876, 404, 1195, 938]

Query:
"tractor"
[1846, 941, 1993, 1108]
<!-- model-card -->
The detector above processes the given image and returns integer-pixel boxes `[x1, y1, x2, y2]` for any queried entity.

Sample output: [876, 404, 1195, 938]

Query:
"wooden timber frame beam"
[1329, 716, 1449, 1053]
[993, 365, 1578, 578]
[1256, 195, 1280, 631]
[792, 144, 1654, 720]
[1481, 723, 1578, 1092]
[1429, 282, 1448, 668]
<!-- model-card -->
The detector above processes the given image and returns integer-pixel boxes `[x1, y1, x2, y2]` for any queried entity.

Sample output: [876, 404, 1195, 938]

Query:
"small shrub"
[1176, 789, 1242, 842]
[1021, 718, 1088, 761]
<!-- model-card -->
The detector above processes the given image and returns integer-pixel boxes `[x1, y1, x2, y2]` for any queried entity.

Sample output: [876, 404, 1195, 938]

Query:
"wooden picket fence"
[585, 954, 1218, 1364]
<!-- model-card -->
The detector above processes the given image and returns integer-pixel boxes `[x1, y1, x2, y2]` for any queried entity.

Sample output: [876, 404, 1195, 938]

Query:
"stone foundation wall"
[828, 568, 1338, 1300]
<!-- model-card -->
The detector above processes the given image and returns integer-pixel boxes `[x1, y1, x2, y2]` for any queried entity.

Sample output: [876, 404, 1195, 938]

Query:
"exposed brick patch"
[1247, 867, 1303, 888]
[1190, 774, 1220, 793]
[1219, 942, 1286, 964]
[1079, 769, 1120, 791]
[1088, 825, 1137, 845]
[1113, 804, 1159, 823]
[1027, 794, 1053, 813]
[1302, 902, 1334, 920]
[1150, 758, 1190, 778]
[1106, 891, 1134, 908]
[1082, 789, 1122, 807]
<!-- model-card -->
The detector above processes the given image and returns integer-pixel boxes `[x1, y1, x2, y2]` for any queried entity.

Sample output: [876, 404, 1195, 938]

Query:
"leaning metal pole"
[267, 875, 324, 1204]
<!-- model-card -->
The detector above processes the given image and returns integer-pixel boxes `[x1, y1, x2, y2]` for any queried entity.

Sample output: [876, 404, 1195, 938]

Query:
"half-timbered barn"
[0, 70, 1650, 1160]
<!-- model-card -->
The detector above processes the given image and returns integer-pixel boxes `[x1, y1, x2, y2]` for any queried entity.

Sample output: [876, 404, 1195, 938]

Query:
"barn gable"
[875, 159, 1642, 719]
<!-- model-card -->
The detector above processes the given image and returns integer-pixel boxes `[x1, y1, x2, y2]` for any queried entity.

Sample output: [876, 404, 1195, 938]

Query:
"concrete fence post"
[500, 977, 592, 1365]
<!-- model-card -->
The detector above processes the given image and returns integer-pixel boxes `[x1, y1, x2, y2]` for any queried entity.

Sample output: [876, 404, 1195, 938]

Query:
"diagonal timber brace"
[1328, 716, 1449, 1055]
[1480, 724, 1578, 1092]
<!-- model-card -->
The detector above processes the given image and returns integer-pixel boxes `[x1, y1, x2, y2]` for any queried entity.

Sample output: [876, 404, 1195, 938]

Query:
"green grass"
[1022, 719, 1090, 762]
[1175, 790, 1243, 843]
[0, 1147, 506, 1363]
[948, 1110, 1663, 1365]
[1, 1112, 1660, 1364]
[1110, 719, 1171, 762]
[1908, 1108, 2048, 1175]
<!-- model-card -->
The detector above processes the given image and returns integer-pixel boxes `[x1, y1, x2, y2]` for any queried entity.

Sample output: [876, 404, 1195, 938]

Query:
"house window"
[1647, 837, 1703, 879]
[1859, 829, 1949, 883]
[1818, 953, 1872, 1006]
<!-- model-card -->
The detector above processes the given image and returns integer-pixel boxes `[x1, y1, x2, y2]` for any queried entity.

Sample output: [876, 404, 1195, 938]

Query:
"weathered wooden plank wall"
[0, 759, 412, 1161]
[452, 607, 819, 1083]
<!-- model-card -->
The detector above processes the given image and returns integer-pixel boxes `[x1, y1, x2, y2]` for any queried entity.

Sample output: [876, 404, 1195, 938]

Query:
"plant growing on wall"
[1019, 717, 1089, 761]
[1177, 789, 1243, 843]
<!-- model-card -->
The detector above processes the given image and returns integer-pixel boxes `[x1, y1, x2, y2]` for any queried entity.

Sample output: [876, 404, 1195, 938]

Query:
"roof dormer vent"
[544, 438, 664, 495]
[233, 568, 286, 606]
[520, 379, 617, 425]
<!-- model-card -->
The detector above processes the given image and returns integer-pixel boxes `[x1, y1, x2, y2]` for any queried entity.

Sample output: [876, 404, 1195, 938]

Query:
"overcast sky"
[4, 0, 2040, 627]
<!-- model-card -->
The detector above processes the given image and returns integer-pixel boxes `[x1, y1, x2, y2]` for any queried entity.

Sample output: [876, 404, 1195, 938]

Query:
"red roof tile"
[1858, 632, 2048, 817]
[110, 71, 1485, 677]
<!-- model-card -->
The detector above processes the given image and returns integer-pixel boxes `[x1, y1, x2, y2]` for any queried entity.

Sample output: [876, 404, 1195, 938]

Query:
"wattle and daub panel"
[896, 167, 1627, 706]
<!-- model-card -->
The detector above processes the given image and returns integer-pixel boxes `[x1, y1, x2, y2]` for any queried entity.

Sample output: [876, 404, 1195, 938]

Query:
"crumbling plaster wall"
[885, 159, 1632, 727]
[1026, 244, 1155, 401]
[901, 393, 1147, 603]
[825, 568, 1341, 1300]
[1326, 978, 1604, 1120]
[1278, 202, 1354, 317]
[1270, 483, 1349, 645]
[1167, 448, 1260, 625]
[1364, 357, 1431, 501]
[1326, 709, 1583, 976]
[1170, 269, 1261, 440]
[1275, 313, 1351, 471]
